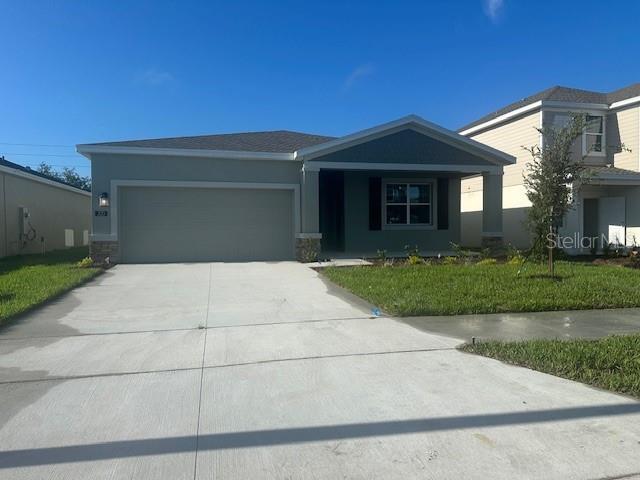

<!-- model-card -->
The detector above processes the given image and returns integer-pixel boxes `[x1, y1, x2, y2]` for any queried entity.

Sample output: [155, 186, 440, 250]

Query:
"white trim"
[0, 164, 91, 197]
[90, 233, 117, 241]
[542, 101, 609, 110]
[481, 232, 504, 237]
[461, 100, 609, 136]
[296, 233, 322, 239]
[102, 180, 300, 241]
[543, 106, 607, 115]
[538, 110, 544, 150]
[296, 115, 515, 166]
[582, 114, 606, 157]
[610, 95, 640, 110]
[304, 161, 503, 174]
[76, 144, 296, 161]
[460, 101, 543, 135]
[382, 179, 436, 230]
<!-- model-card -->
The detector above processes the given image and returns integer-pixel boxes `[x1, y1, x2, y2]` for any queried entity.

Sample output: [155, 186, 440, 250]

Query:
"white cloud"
[483, 0, 504, 23]
[134, 68, 174, 86]
[343, 63, 375, 91]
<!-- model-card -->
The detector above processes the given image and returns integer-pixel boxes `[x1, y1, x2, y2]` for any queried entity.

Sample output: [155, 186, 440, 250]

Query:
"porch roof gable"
[295, 114, 516, 167]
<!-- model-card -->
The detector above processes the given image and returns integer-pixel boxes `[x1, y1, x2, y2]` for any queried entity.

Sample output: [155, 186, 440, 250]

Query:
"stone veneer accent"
[295, 235, 322, 263]
[90, 240, 120, 265]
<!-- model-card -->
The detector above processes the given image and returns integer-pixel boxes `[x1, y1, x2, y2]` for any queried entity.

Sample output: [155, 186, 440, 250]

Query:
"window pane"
[386, 184, 406, 203]
[386, 205, 407, 224]
[409, 184, 430, 203]
[410, 205, 430, 224]
[548, 112, 570, 129]
[585, 134, 602, 153]
[585, 115, 603, 134]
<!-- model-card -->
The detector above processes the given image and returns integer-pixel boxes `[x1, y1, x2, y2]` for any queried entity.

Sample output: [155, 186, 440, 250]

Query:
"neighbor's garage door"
[119, 187, 294, 263]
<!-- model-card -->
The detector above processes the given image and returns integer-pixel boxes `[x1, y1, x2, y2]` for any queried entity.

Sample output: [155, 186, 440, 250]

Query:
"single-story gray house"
[0, 157, 91, 258]
[77, 115, 515, 263]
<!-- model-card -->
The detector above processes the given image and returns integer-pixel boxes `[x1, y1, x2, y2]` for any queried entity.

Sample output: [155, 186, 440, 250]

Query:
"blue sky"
[1, 0, 639, 174]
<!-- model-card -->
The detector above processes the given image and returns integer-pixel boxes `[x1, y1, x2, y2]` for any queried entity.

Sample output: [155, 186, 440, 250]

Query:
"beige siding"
[609, 105, 640, 171]
[0, 171, 91, 258]
[461, 184, 531, 248]
[461, 110, 541, 194]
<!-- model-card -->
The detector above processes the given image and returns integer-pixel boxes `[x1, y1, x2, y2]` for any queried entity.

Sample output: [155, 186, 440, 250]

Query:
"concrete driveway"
[1, 262, 640, 479]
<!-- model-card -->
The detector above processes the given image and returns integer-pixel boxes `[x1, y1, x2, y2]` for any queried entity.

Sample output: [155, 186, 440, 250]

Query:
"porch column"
[297, 167, 322, 262]
[481, 171, 504, 249]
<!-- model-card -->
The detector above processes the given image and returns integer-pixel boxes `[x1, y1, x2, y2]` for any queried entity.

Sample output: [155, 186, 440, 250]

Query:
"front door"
[598, 196, 626, 247]
[319, 170, 345, 253]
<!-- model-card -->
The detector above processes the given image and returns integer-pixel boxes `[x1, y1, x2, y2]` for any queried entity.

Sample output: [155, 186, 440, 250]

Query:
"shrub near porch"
[322, 262, 640, 316]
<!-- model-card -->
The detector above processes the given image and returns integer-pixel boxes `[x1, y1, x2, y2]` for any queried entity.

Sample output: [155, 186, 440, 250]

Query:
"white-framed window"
[583, 114, 605, 156]
[384, 181, 434, 227]
[544, 111, 606, 156]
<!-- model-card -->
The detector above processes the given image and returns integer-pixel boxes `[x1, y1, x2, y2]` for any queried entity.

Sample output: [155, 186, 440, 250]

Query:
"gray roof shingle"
[587, 165, 640, 180]
[460, 83, 640, 133]
[88, 130, 336, 153]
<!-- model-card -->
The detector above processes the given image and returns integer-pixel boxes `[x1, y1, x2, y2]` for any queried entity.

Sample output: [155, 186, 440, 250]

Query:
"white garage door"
[119, 187, 295, 263]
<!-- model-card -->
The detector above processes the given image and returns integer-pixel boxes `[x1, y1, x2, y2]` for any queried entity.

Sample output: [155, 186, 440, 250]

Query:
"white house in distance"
[459, 83, 640, 252]
[0, 157, 91, 258]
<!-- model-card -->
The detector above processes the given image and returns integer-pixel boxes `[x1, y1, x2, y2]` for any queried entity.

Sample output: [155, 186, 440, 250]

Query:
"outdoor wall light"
[99, 192, 110, 207]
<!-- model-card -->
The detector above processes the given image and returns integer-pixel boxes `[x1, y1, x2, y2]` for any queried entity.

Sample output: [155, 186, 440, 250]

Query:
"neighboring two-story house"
[459, 83, 640, 253]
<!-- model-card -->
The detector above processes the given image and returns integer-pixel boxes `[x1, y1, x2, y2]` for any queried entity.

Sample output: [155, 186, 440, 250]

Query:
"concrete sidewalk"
[1, 262, 640, 479]
[403, 308, 640, 342]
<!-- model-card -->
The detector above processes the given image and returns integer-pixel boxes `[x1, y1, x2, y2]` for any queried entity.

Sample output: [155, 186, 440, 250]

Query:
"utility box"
[18, 206, 30, 239]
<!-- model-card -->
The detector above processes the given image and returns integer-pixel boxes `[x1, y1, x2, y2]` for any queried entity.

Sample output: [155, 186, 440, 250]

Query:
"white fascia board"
[542, 101, 609, 110]
[0, 164, 91, 197]
[296, 114, 515, 166]
[303, 161, 503, 174]
[76, 144, 296, 161]
[609, 96, 640, 110]
[461, 100, 611, 137]
[459, 101, 543, 136]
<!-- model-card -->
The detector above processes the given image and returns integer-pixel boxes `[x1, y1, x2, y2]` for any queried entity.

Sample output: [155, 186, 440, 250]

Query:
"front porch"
[317, 168, 464, 258]
[561, 167, 640, 254]
[294, 116, 516, 261]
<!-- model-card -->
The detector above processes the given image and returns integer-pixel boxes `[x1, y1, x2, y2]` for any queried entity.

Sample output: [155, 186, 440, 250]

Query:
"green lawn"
[322, 261, 640, 316]
[0, 247, 101, 325]
[461, 335, 640, 398]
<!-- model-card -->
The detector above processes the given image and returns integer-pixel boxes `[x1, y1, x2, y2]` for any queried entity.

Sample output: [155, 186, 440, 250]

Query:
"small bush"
[506, 244, 521, 260]
[450, 242, 477, 265]
[376, 249, 388, 263]
[442, 256, 458, 265]
[479, 247, 492, 260]
[476, 258, 498, 266]
[406, 254, 424, 265]
[76, 256, 95, 268]
[403, 244, 420, 257]
[507, 256, 524, 266]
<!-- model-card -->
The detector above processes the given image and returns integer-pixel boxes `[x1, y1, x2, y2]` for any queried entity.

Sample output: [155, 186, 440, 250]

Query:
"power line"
[0, 142, 74, 148]
[1, 152, 83, 158]
[22, 164, 91, 168]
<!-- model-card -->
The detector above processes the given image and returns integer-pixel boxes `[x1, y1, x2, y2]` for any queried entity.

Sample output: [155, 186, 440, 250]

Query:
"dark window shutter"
[369, 177, 382, 231]
[437, 178, 449, 230]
